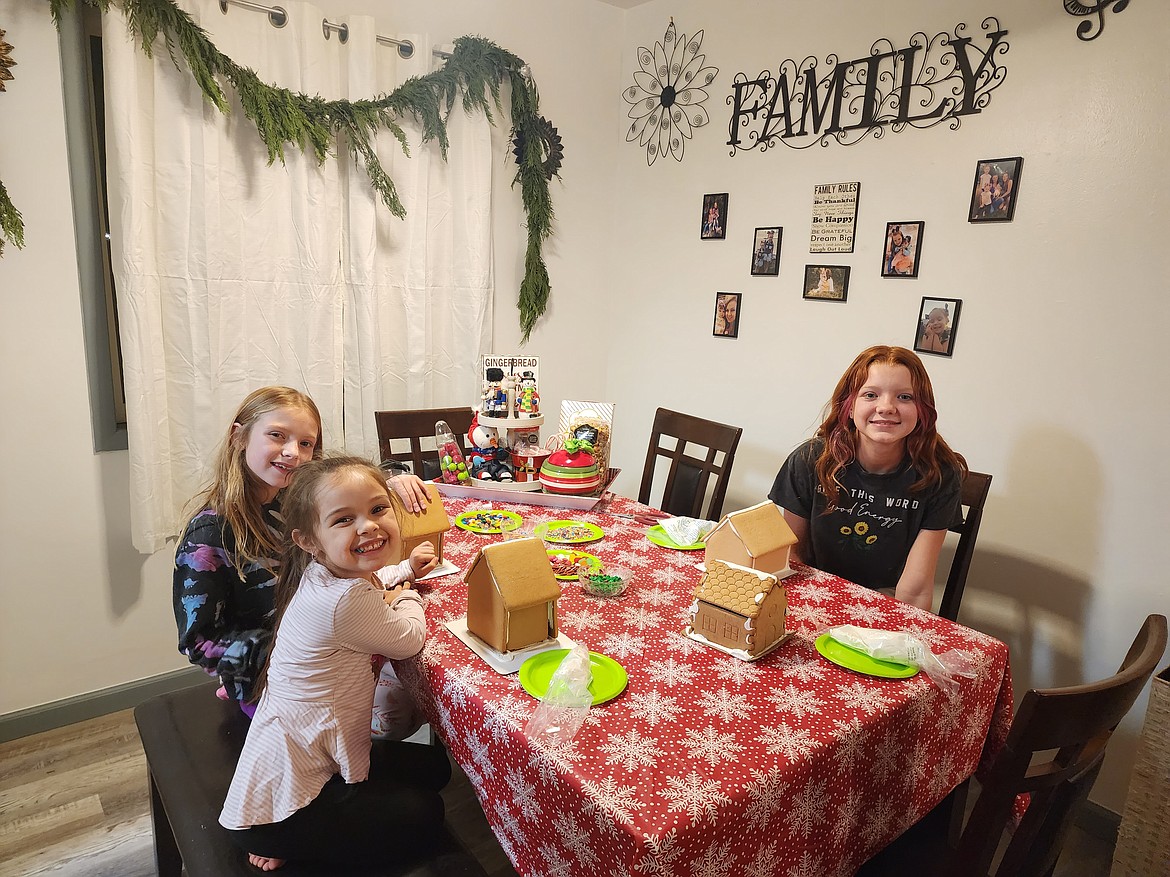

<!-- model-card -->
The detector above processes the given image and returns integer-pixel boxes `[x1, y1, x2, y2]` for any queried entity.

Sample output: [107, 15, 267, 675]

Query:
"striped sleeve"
[333, 585, 426, 659]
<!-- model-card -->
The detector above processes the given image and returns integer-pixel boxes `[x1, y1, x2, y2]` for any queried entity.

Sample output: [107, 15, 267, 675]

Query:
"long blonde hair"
[187, 387, 323, 576]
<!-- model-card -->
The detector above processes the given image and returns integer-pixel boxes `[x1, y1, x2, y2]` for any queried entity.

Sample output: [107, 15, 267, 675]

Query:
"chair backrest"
[374, 407, 475, 481]
[638, 407, 743, 520]
[937, 470, 993, 622]
[954, 614, 1168, 877]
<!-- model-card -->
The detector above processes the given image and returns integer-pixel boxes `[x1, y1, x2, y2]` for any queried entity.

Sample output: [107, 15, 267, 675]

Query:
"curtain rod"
[217, 0, 452, 60]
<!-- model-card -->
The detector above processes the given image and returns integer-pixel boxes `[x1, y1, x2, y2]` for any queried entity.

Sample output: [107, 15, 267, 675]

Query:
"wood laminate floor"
[0, 709, 1113, 876]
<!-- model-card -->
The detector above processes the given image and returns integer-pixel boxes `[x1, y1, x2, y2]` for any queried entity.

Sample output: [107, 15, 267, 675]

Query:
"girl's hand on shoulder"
[409, 540, 439, 578]
[388, 473, 431, 513]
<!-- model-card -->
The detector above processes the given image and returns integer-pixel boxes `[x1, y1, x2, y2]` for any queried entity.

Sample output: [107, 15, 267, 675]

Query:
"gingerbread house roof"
[389, 483, 450, 539]
[695, 559, 779, 619]
[711, 501, 797, 558]
[469, 538, 561, 610]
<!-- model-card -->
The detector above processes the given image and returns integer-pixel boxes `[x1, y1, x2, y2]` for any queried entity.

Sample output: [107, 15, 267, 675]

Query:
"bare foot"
[247, 852, 285, 871]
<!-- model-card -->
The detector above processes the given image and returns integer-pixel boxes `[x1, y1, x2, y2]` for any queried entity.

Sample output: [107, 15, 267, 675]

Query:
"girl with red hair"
[769, 346, 967, 610]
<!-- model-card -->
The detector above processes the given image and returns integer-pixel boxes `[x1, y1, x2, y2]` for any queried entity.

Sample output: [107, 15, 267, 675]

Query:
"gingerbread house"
[686, 559, 787, 661]
[704, 501, 797, 579]
[465, 537, 561, 653]
[388, 482, 451, 564]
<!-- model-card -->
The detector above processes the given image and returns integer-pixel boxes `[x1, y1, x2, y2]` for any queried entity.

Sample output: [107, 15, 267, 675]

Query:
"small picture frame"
[968, 157, 1022, 223]
[914, 297, 962, 357]
[713, 292, 741, 337]
[802, 265, 850, 302]
[881, 221, 924, 278]
[700, 193, 729, 240]
[749, 226, 782, 276]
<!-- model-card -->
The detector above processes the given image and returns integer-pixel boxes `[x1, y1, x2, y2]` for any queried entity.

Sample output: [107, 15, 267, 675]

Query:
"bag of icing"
[523, 643, 594, 745]
[828, 624, 978, 696]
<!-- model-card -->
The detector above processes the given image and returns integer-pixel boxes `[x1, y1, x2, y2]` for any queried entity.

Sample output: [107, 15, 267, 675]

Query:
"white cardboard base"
[683, 628, 792, 662]
[417, 558, 460, 583]
[445, 616, 576, 674]
[377, 558, 460, 585]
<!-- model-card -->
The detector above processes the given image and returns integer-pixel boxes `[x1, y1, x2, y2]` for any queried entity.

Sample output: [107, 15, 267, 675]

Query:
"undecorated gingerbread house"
[389, 482, 451, 564]
[704, 500, 798, 579]
[465, 537, 561, 654]
[686, 559, 787, 661]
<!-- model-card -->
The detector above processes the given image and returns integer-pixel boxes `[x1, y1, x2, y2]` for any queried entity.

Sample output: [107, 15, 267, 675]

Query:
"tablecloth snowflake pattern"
[396, 494, 1013, 877]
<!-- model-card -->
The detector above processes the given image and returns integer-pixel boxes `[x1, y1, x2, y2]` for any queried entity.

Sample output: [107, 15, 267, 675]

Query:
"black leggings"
[227, 739, 452, 865]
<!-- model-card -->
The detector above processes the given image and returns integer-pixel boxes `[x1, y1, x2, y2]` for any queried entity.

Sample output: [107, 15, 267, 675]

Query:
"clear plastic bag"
[523, 643, 593, 745]
[658, 516, 717, 547]
[827, 624, 978, 697]
[434, 420, 469, 484]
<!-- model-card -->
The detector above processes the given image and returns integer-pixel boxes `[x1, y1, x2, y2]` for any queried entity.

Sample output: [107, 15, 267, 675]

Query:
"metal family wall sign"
[1063, 1, 1131, 42]
[726, 18, 1010, 155]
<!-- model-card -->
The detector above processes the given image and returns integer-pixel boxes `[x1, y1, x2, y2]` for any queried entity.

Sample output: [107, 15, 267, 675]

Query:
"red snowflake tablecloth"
[396, 493, 1013, 877]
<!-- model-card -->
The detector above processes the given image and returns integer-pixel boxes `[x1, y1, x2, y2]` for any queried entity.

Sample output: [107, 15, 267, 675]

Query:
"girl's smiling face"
[926, 308, 948, 335]
[722, 297, 737, 325]
[851, 363, 919, 452]
[237, 406, 320, 503]
[297, 469, 399, 582]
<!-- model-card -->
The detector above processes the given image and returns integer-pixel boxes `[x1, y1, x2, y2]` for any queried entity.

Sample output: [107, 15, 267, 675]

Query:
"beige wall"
[1, 0, 1167, 815]
[603, 0, 1170, 813]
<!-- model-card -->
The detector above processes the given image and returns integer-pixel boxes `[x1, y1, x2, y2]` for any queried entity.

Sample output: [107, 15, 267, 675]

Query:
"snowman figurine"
[467, 414, 510, 480]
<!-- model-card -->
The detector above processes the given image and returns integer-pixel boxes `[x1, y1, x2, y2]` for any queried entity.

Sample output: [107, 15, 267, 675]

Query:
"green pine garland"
[0, 179, 22, 256]
[5, 0, 559, 340]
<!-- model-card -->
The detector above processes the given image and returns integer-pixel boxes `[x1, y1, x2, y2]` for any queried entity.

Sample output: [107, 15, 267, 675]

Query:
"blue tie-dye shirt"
[173, 505, 282, 702]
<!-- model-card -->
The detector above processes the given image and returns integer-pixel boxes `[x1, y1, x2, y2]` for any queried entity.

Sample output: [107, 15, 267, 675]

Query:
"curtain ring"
[219, 0, 287, 28]
[322, 18, 349, 44]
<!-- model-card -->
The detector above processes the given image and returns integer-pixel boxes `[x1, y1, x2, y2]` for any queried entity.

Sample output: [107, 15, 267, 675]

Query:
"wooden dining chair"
[858, 613, 1168, 877]
[374, 407, 475, 481]
[638, 407, 743, 520]
[937, 470, 994, 622]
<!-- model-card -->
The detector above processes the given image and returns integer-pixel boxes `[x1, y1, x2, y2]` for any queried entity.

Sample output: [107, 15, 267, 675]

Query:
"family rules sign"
[727, 18, 1010, 154]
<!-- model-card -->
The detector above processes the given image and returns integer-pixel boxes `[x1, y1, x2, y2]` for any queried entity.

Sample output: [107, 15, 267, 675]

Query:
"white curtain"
[103, 0, 493, 553]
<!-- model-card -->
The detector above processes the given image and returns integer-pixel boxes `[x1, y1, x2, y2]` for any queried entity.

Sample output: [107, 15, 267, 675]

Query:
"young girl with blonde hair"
[173, 386, 430, 721]
[769, 346, 967, 609]
[220, 455, 447, 871]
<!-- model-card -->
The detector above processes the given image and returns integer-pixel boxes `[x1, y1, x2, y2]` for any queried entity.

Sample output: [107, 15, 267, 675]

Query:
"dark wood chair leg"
[946, 779, 970, 846]
[148, 769, 183, 877]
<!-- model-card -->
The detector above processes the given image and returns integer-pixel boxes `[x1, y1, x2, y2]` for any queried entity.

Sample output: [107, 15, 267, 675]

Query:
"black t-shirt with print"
[768, 439, 963, 590]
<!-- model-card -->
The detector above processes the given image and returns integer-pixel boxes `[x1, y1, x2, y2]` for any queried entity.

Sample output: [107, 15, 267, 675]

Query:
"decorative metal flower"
[0, 29, 16, 92]
[622, 20, 718, 166]
[512, 115, 564, 180]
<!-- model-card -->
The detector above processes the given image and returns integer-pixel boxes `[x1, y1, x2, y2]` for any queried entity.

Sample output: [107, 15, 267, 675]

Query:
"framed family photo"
[914, 297, 962, 357]
[700, 193, 729, 240]
[713, 292, 741, 337]
[881, 221, 924, 278]
[802, 265, 850, 302]
[968, 157, 1022, 223]
[750, 226, 781, 276]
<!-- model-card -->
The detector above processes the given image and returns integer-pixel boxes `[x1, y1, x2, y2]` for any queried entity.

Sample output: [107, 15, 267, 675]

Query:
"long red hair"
[814, 346, 966, 508]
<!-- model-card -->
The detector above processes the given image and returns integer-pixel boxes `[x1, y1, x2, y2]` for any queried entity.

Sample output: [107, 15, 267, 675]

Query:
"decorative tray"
[433, 468, 621, 511]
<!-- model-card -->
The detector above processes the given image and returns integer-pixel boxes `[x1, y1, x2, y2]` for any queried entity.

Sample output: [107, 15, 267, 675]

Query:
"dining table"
[394, 490, 1014, 877]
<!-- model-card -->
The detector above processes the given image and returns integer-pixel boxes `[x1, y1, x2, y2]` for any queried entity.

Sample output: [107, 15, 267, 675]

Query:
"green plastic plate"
[453, 509, 523, 534]
[815, 633, 919, 679]
[518, 650, 629, 705]
[646, 523, 704, 551]
[534, 520, 605, 544]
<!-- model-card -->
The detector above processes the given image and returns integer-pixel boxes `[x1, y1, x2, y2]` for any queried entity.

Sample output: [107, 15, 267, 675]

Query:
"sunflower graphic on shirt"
[838, 520, 878, 547]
